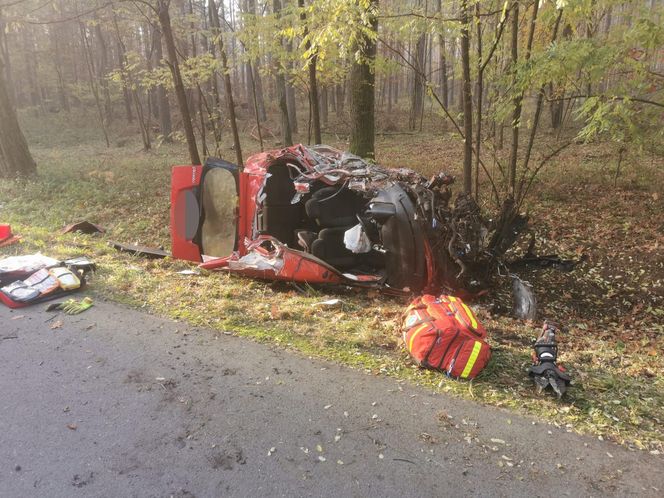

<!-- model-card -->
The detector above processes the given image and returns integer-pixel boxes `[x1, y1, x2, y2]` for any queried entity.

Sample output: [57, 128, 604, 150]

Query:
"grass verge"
[1, 113, 662, 452]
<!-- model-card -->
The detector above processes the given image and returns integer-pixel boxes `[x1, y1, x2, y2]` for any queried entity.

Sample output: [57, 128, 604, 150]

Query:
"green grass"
[1, 111, 662, 453]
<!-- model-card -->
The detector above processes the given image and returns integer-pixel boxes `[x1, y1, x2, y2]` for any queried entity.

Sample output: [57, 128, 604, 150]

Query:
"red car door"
[171, 159, 240, 262]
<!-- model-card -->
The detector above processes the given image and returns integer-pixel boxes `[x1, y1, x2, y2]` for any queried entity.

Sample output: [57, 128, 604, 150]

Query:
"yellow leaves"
[281, 26, 297, 39]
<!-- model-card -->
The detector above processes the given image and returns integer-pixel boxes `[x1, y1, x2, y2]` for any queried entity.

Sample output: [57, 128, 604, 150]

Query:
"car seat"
[311, 227, 357, 269]
[305, 187, 365, 228]
[305, 187, 367, 269]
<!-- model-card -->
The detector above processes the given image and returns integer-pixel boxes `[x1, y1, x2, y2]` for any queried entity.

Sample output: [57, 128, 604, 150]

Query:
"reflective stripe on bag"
[460, 341, 483, 379]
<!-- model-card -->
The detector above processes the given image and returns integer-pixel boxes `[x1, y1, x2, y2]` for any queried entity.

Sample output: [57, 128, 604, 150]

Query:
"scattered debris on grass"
[0, 224, 21, 247]
[0, 254, 96, 309]
[110, 241, 169, 259]
[528, 321, 571, 398]
[62, 221, 105, 235]
[1, 131, 661, 451]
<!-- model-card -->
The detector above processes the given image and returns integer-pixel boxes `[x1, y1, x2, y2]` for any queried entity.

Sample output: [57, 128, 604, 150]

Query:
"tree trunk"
[247, 62, 264, 150]
[23, 28, 42, 112]
[79, 21, 110, 147]
[349, 0, 377, 159]
[439, 35, 448, 109]
[111, 12, 137, 128]
[94, 23, 113, 125]
[386, 71, 392, 113]
[115, 40, 133, 122]
[158, 0, 200, 165]
[243, 0, 266, 120]
[320, 86, 328, 127]
[474, 2, 483, 197]
[273, 0, 292, 146]
[253, 61, 267, 121]
[152, 24, 172, 141]
[460, 0, 473, 194]
[0, 57, 36, 178]
[209, 0, 243, 166]
[335, 83, 344, 116]
[549, 89, 564, 129]
[508, 1, 520, 196]
[509, 0, 539, 197]
[436, 0, 449, 109]
[0, 11, 14, 109]
[284, 38, 298, 133]
[50, 4, 70, 113]
[298, 0, 322, 144]
[409, 31, 426, 131]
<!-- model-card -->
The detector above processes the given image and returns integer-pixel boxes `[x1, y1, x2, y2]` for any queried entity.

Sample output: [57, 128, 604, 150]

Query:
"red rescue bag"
[402, 294, 491, 379]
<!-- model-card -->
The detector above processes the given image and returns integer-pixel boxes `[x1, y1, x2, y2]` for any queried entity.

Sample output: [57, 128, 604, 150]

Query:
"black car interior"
[257, 161, 376, 272]
[256, 159, 425, 290]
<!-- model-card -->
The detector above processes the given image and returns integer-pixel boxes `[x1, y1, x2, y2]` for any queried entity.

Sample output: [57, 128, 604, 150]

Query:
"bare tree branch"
[547, 94, 664, 109]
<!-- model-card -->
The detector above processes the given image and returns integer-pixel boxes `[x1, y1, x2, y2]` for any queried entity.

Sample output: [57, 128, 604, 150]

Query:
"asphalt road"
[1, 299, 662, 497]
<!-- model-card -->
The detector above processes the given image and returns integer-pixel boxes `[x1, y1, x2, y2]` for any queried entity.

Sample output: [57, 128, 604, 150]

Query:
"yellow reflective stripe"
[408, 324, 430, 352]
[455, 313, 468, 328]
[446, 301, 470, 329]
[460, 302, 478, 330]
[447, 296, 478, 331]
[461, 341, 482, 378]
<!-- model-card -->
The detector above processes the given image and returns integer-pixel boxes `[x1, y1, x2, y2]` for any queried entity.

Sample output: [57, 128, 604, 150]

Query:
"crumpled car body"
[171, 144, 468, 294]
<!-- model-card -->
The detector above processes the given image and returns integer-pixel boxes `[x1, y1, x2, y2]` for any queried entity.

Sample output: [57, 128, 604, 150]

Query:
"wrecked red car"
[171, 145, 492, 294]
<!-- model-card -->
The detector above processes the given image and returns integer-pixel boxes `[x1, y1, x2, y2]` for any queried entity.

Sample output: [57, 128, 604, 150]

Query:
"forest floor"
[1, 110, 662, 453]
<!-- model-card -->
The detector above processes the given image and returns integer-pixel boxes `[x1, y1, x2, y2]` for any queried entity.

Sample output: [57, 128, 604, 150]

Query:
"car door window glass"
[201, 168, 238, 257]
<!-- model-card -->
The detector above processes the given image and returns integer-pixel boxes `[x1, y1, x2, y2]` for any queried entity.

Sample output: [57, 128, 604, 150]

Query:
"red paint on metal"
[170, 165, 203, 262]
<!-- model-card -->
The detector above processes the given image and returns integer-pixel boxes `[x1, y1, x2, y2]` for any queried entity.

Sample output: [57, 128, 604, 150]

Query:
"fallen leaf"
[50, 320, 63, 330]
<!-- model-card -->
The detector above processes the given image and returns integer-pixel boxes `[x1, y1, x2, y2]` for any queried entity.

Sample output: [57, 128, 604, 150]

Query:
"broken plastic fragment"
[228, 251, 284, 272]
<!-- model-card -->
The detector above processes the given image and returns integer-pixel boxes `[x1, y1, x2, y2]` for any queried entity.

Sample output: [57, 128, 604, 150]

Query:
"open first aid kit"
[0, 254, 95, 309]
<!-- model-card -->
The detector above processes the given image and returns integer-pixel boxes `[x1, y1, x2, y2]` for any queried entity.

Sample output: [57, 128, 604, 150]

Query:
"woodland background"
[0, 0, 662, 452]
